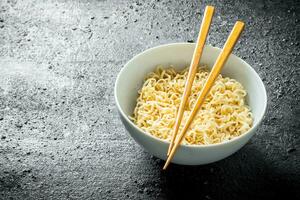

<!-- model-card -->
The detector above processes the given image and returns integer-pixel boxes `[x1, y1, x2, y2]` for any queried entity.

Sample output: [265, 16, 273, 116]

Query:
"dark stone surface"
[0, 0, 299, 199]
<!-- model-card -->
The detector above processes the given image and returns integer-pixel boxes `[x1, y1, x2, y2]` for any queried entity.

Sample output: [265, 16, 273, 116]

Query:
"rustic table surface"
[0, 0, 299, 199]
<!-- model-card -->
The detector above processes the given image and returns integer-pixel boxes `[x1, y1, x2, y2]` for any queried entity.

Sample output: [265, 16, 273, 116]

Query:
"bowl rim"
[114, 42, 268, 149]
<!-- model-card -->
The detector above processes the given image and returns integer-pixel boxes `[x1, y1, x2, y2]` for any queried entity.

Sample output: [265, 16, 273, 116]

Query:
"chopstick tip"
[163, 163, 168, 170]
[206, 5, 215, 12]
[236, 21, 245, 28]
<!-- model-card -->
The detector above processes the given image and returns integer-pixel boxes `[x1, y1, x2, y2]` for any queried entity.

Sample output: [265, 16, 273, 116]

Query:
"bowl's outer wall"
[115, 43, 267, 165]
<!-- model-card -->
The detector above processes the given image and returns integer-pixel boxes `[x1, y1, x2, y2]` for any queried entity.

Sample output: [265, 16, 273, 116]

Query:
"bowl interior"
[115, 43, 267, 137]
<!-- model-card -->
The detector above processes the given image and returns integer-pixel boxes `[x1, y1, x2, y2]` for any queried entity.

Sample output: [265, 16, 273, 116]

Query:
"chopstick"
[167, 5, 215, 156]
[163, 21, 245, 170]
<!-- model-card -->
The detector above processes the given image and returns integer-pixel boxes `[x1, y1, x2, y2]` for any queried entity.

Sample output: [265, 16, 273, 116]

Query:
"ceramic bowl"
[115, 43, 267, 165]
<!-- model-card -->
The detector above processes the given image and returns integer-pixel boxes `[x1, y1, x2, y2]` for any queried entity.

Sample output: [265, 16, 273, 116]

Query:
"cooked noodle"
[130, 65, 253, 145]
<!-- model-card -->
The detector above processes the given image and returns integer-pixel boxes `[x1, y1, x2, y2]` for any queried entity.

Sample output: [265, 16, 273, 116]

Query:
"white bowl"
[115, 43, 267, 165]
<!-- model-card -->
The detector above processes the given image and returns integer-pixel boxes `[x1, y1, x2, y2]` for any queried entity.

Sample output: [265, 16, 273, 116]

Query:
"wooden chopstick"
[167, 6, 215, 156]
[163, 21, 245, 170]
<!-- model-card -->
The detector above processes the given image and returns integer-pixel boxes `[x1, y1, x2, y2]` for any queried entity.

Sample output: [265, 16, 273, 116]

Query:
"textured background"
[0, 0, 299, 199]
